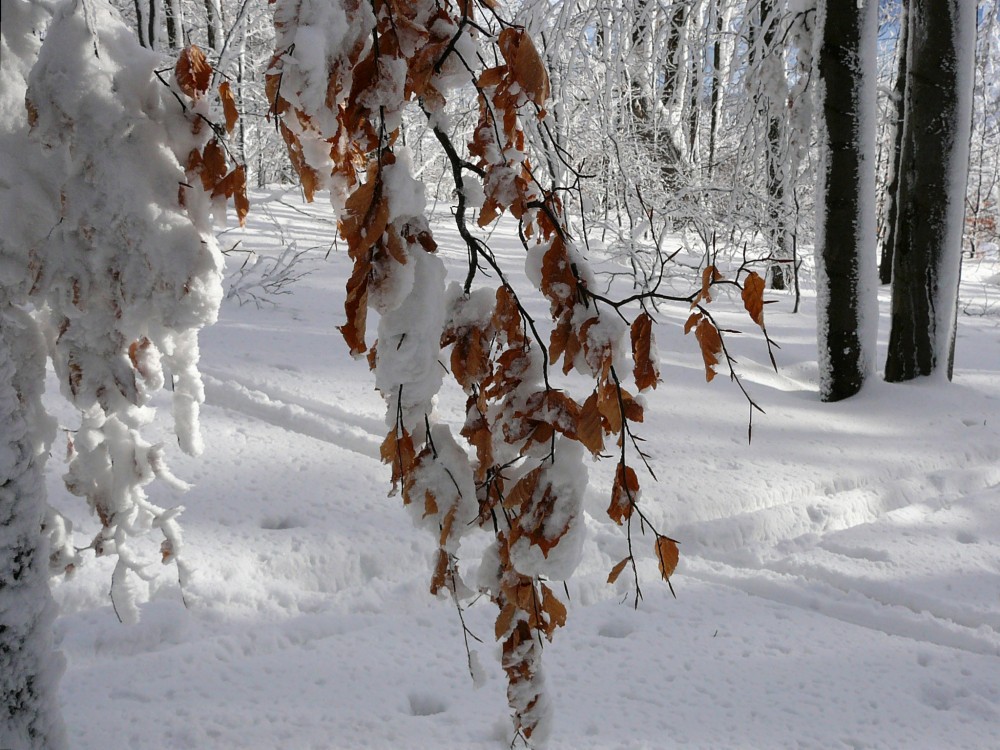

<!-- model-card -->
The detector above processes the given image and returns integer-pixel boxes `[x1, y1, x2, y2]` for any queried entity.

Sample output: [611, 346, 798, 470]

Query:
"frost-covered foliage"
[266, 0, 771, 743]
[23, 0, 239, 622]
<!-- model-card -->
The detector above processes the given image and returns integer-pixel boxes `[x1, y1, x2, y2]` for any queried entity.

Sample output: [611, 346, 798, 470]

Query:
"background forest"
[2, 0, 1000, 748]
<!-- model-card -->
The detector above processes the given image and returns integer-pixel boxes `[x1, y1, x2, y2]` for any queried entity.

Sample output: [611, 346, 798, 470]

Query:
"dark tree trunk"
[885, 0, 974, 382]
[707, 0, 725, 176]
[879, 0, 908, 285]
[816, 0, 876, 401]
[164, 0, 180, 49]
[204, 0, 220, 49]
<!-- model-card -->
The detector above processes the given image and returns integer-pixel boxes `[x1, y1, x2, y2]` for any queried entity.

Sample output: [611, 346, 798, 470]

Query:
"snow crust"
[43, 192, 1000, 749]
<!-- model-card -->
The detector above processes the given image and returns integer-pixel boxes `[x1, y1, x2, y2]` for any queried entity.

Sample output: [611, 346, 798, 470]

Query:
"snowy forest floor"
[49, 189, 1000, 749]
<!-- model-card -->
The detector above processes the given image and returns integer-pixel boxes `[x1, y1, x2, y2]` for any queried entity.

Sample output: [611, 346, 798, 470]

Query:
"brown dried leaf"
[597, 382, 623, 434]
[200, 139, 228, 192]
[577, 391, 605, 455]
[498, 28, 551, 106]
[175, 45, 212, 99]
[493, 286, 523, 345]
[631, 313, 659, 391]
[233, 167, 249, 226]
[549, 313, 572, 368]
[495, 601, 517, 639]
[694, 318, 723, 382]
[380, 426, 416, 494]
[540, 237, 576, 312]
[655, 536, 679, 580]
[692, 264, 724, 307]
[430, 549, 449, 595]
[505, 467, 542, 512]
[742, 271, 766, 328]
[608, 464, 638, 525]
[218, 81, 239, 134]
[265, 73, 287, 118]
[684, 311, 703, 335]
[339, 258, 370, 356]
[343, 168, 390, 258]
[477, 66, 507, 88]
[540, 584, 567, 637]
[607, 556, 630, 585]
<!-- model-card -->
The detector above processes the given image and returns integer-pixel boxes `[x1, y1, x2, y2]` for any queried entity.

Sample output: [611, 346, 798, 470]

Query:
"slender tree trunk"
[132, 0, 147, 47]
[147, 0, 157, 50]
[164, 0, 181, 49]
[751, 0, 791, 290]
[815, 0, 877, 401]
[203, 0, 221, 50]
[885, 0, 976, 382]
[879, 0, 908, 284]
[707, 0, 725, 176]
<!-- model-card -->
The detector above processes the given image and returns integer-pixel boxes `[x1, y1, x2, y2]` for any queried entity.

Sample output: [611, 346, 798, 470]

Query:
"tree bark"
[815, 0, 877, 401]
[885, 0, 975, 382]
[878, 0, 908, 285]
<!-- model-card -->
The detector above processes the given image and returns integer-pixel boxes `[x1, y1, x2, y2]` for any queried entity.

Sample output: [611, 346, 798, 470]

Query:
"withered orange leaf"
[343, 170, 390, 257]
[630, 313, 659, 391]
[498, 27, 551, 106]
[694, 318, 723, 382]
[422, 491, 439, 519]
[175, 45, 212, 99]
[495, 601, 517, 640]
[548, 313, 572, 368]
[504, 467, 542, 512]
[233, 166, 249, 226]
[540, 584, 567, 637]
[430, 549, 449, 595]
[540, 237, 577, 311]
[655, 536, 679, 580]
[477, 66, 507, 88]
[340, 260, 370, 355]
[692, 264, 724, 307]
[684, 311, 702, 335]
[439, 505, 458, 547]
[380, 426, 416, 493]
[218, 81, 239, 134]
[200, 139, 228, 191]
[597, 382, 623, 435]
[607, 556, 630, 585]
[493, 286, 523, 344]
[264, 73, 287, 118]
[608, 464, 638, 525]
[577, 391, 605, 455]
[742, 271, 766, 328]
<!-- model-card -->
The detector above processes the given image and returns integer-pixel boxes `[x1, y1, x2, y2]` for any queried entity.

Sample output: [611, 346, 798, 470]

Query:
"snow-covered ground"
[50, 190, 1000, 749]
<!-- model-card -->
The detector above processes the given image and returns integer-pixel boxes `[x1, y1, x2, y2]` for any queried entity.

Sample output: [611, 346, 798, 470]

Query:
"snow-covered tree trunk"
[0, 313, 66, 750]
[885, 0, 976, 382]
[814, 0, 878, 401]
[0, 3, 67, 746]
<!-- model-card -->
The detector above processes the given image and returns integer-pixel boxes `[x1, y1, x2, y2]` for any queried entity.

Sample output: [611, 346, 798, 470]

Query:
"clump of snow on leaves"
[26, 0, 224, 622]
